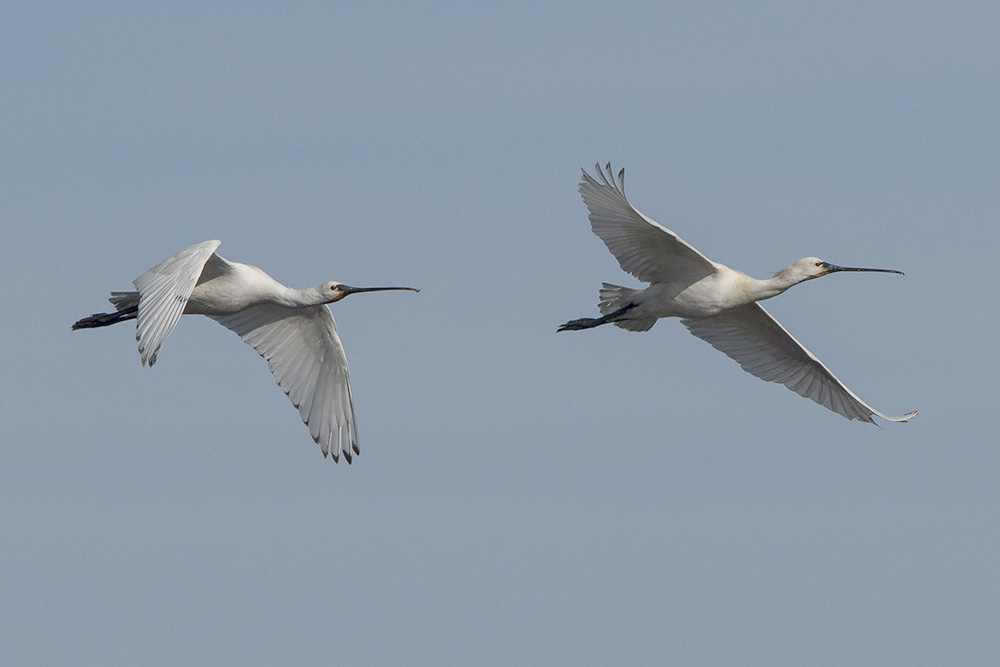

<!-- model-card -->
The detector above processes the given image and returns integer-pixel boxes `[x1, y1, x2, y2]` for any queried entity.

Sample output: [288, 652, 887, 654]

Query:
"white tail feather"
[598, 283, 656, 332]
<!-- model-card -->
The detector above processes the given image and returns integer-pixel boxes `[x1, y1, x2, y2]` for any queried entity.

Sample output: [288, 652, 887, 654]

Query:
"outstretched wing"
[211, 304, 359, 462]
[681, 303, 918, 423]
[580, 163, 718, 286]
[133, 239, 222, 366]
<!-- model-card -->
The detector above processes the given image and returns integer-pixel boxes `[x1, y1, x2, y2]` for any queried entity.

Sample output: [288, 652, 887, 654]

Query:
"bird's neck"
[748, 272, 803, 302]
[280, 285, 328, 308]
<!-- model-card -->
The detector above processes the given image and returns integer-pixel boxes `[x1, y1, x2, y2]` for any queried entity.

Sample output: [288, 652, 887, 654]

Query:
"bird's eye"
[814, 261, 822, 267]
[330, 284, 337, 290]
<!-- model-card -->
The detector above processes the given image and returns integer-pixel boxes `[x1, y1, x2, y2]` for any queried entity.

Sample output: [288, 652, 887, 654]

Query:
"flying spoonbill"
[558, 164, 917, 424]
[73, 240, 419, 460]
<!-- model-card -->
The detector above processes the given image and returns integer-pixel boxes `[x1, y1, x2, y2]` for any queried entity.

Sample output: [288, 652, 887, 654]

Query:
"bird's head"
[320, 281, 420, 304]
[782, 257, 904, 284]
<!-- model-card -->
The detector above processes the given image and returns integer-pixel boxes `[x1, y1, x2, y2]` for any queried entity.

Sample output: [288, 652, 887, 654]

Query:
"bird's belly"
[184, 278, 258, 316]
[642, 277, 748, 319]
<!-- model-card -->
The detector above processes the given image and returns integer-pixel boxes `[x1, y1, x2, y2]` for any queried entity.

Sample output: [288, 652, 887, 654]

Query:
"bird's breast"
[642, 270, 756, 319]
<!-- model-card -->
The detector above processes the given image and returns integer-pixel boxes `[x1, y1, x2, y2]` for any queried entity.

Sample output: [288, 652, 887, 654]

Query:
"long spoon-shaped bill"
[822, 262, 904, 276]
[339, 285, 420, 296]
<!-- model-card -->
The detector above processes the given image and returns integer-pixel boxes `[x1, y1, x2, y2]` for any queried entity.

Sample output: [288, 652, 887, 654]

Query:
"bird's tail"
[599, 283, 656, 332]
[108, 291, 139, 311]
[72, 292, 140, 330]
[557, 284, 656, 332]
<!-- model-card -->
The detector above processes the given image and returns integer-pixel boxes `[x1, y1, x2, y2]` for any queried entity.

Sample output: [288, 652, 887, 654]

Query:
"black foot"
[557, 303, 636, 332]
[557, 317, 604, 332]
[72, 305, 138, 330]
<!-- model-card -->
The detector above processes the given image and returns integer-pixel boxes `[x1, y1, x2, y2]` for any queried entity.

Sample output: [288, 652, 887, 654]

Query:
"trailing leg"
[557, 304, 636, 331]
[72, 305, 138, 330]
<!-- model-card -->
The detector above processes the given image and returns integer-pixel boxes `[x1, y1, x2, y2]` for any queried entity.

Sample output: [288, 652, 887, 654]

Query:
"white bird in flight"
[73, 240, 419, 461]
[559, 163, 917, 424]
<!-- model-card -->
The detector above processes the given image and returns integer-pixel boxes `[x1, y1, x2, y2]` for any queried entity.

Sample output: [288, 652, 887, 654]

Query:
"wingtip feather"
[878, 409, 919, 423]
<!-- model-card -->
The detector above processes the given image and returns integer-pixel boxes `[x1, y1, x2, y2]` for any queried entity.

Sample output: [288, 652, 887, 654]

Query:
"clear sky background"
[3, 2, 998, 665]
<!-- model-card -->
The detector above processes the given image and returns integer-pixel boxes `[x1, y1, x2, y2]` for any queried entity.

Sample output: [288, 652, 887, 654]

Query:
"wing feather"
[133, 240, 222, 366]
[211, 303, 359, 461]
[580, 163, 717, 286]
[681, 303, 917, 423]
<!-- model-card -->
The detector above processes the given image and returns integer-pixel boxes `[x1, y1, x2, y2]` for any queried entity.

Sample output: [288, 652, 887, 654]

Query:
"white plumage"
[560, 164, 916, 424]
[74, 240, 418, 460]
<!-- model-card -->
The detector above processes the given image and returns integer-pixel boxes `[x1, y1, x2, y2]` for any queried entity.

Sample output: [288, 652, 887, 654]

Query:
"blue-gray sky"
[3, 2, 998, 665]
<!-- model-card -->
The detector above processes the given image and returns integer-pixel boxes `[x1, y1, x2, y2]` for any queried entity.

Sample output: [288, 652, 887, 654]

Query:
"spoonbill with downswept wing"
[73, 240, 419, 460]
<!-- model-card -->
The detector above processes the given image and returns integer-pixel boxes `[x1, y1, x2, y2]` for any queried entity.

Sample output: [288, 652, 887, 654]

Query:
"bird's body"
[73, 240, 418, 461]
[625, 267, 760, 319]
[560, 163, 917, 424]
